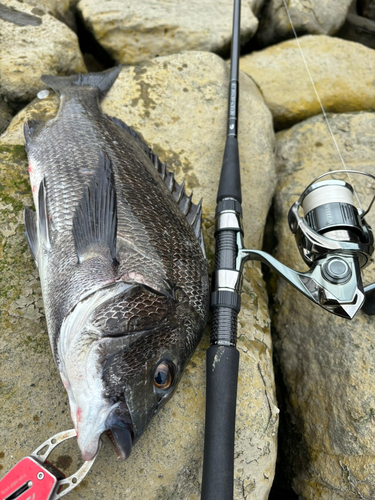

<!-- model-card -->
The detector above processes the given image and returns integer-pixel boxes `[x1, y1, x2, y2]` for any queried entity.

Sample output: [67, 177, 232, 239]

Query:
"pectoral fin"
[72, 151, 117, 264]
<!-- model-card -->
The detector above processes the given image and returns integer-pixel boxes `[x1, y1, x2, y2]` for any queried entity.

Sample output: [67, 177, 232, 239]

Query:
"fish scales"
[24, 67, 209, 461]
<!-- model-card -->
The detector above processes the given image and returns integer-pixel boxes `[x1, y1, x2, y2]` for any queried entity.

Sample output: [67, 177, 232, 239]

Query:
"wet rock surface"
[271, 112, 375, 500]
[255, 0, 352, 47]
[0, 0, 86, 108]
[240, 35, 375, 130]
[0, 52, 277, 499]
[76, 0, 260, 65]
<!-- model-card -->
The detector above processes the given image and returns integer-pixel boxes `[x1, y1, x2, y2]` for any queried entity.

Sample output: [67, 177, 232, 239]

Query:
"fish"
[23, 66, 209, 461]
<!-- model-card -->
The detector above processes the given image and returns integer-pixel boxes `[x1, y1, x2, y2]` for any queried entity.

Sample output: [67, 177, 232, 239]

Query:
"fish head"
[59, 280, 204, 461]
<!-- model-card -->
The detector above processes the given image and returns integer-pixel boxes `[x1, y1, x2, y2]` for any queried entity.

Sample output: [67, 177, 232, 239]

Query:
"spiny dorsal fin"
[72, 151, 117, 264]
[105, 115, 205, 257]
[38, 178, 51, 250]
[24, 206, 38, 265]
[148, 150, 206, 258]
[105, 114, 146, 146]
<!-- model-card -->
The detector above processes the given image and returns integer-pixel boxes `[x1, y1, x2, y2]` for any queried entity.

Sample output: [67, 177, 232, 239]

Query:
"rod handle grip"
[201, 345, 239, 500]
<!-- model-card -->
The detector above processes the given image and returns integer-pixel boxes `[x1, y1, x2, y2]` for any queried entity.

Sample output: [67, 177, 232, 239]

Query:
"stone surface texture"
[0, 0, 86, 106]
[76, 0, 260, 65]
[256, 0, 352, 47]
[271, 112, 375, 499]
[0, 98, 13, 135]
[0, 52, 278, 499]
[240, 35, 375, 130]
[17, 0, 75, 28]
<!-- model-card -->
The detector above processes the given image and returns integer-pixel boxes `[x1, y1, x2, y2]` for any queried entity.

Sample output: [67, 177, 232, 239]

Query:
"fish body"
[24, 67, 209, 461]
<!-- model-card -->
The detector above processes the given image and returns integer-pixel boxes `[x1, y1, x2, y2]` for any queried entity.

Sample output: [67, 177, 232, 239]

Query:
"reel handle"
[238, 249, 365, 319]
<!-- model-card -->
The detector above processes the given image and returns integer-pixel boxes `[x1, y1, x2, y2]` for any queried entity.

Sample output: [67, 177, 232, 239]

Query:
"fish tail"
[41, 66, 122, 100]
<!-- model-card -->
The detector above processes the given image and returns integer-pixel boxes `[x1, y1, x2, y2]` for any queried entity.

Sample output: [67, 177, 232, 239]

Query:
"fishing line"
[281, 0, 362, 208]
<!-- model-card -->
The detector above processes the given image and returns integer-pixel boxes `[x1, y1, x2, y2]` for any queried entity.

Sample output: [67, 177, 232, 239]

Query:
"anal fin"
[73, 151, 117, 265]
[24, 119, 43, 151]
[38, 178, 51, 250]
[23, 206, 38, 264]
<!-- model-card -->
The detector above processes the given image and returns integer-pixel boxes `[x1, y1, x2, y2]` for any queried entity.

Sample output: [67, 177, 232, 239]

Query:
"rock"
[255, 0, 352, 47]
[0, 98, 13, 135]
[16, 0, 76, 29]
[76, 0, 259, 65]
[337, 12, 375, 50]
[271, 112, 375, 499]
[0, 52, 278, 499]
[359, 0, 375, 21]
[0, 91, 60, 145]
[0, 0, 86, 108]
[240, 35, 375, 130]
[251, 0, 266, 17]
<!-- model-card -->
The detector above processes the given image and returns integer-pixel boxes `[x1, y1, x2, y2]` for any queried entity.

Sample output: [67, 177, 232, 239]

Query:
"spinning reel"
[235, 170, 375, 319]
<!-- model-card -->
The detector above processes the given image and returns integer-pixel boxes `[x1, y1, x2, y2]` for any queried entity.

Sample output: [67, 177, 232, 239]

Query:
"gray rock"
[271, 112, 375, 499]
[239, 35, 375, 130]
[76, 0, 259, 65]
[337, 12, 375, 50]
[256, 0, 352, 47]
[0, 52, 278, 499]
[0, 0, 86, 107]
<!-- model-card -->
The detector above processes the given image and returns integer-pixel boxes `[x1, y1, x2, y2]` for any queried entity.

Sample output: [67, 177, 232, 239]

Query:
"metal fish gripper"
[0, 429, 101, 500]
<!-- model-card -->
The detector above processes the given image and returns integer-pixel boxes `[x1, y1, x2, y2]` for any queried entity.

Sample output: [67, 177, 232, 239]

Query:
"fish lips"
[105, 405, 134, 461]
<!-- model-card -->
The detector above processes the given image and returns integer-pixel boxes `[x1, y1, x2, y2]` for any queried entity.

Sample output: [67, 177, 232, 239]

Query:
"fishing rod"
[201, 1, 375, 498]
[201, 0, 242, 498]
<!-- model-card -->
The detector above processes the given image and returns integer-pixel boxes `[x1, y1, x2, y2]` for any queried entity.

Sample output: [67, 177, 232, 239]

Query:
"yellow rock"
[0, 0, 86, 105]
[240, 35, 375, 129]
[77, 0, 259, 65]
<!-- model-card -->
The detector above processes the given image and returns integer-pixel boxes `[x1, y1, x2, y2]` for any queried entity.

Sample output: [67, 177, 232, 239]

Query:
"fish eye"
[153, 360, 175, 390]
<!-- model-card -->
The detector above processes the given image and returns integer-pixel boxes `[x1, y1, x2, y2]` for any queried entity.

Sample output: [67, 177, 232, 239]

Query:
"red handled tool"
[0, 429, 100, 500]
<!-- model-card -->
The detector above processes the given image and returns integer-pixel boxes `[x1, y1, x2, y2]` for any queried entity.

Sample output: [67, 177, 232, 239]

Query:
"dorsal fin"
[147, 149, 206, 258]
[104, 114, 146, 146]
[106, 114, 206, 257]
[72, 151, 117, 265]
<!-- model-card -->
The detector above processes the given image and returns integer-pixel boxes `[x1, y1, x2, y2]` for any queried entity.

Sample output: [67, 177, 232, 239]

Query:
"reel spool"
[288, 171, 374, 272]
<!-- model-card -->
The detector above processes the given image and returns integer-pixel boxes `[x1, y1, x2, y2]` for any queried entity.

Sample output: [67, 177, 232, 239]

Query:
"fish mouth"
[105, 406, 134, 460]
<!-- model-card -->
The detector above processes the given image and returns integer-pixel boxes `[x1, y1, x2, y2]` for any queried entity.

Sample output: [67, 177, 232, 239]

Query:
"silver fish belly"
[23, 67, 209, 461]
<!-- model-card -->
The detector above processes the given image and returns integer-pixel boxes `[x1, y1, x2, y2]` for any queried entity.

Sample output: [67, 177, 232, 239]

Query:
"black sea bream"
[23, 66, 209, 461]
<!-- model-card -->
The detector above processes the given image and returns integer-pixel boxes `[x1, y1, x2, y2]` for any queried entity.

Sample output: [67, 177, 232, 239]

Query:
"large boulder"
[0, 0, 86, 108]
[256, 0, 352, 47]
[0, 52, 278, 499]
[76, 0, 261, 65]
[240, 35, 375, 130]
[271, 111, 375, 499]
